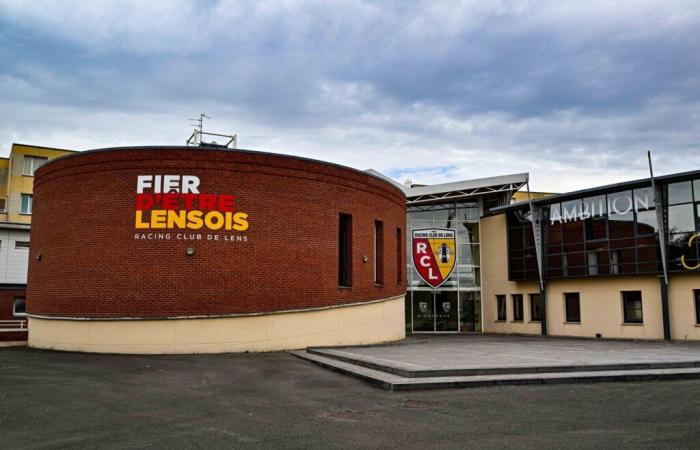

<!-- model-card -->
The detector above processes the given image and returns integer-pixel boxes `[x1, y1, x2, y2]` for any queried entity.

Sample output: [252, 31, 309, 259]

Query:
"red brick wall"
[0, 289, 28, 341]
[27, 147, 406, 319]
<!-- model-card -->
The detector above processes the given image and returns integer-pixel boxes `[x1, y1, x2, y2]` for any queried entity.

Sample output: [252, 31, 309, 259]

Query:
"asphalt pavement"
[1, 346, 699, 449]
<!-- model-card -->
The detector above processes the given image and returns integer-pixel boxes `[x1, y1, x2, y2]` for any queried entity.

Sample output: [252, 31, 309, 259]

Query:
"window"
[496, 295, 506, 321]
[512, 294, 523, 321]
[0, 197, 6, 213]
[15, 241, 30, 249]
[23, 156, 48, 176]
[396, 228, 402, 284]
[530, 293, 542, 321]
[374, 220, 384, 285]
[695, 290, 700, 325]
[564, 293, 581, 323]
[20, 194, 32, 214]
[338, 214, 352, 287]
[622, 291, 643, 324]
[13, 298, 26, 317]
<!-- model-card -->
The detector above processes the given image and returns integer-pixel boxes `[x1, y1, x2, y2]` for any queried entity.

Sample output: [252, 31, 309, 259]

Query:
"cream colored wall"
[28, 295, 406, 354]
[669, 272, 700, 340]
[481, 214, 541, 335]
[546, 276, 663, 340]
[481, 213, 670, 341]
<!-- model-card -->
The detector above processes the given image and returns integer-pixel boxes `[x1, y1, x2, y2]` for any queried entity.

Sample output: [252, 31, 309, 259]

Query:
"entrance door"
[410, 290, 459, 333]
[435, 291, 459, 332]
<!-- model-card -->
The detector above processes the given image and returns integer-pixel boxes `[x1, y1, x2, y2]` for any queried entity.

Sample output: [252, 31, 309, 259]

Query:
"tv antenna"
[186, 113, 237, 149]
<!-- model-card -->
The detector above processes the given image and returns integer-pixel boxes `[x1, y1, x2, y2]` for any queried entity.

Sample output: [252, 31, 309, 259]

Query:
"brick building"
[27, 146, 406, 353]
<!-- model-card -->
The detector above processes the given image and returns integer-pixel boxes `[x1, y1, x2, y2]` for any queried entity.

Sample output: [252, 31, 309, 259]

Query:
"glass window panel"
[530, 293, 542, 321]
[636, 209, 658, 235]
[585, 217, 607, 241]
[562, 221, 583, 243]
[411, 291, 435, 332]
[583, 195, 607, 218]
[622, 291, 643, 323]
[668, 204, 695, 233]
[509, 227, 524, 250]
[563, 242, 584, 253]
[561, 200, 582, 222]
[637, 246, 658, 262]
[548, 222, 562, 245]
[667, 181, 693, 205]
[608, 191, 634, 216]
[634, 187, 654, 211]
[609, 212, 635, 238]
[549, 203, 561, 222]
[565, 293, 581, 322]
[694, 180, 700, 202]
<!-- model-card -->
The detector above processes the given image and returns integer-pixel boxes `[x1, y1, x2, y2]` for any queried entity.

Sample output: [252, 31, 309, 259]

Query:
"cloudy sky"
[0, 1, 697, 191]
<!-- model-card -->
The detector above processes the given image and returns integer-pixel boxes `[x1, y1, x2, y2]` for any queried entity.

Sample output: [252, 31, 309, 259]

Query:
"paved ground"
[2, 345, 700, 449]
[312, 334, 700, 371]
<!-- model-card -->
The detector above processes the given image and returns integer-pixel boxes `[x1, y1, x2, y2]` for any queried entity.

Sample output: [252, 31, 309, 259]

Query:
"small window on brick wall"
[13, 298, 26, 317]
[396, 227, 402, 285]
[339, 214, 352, 287]
[374, 220, 384, 285]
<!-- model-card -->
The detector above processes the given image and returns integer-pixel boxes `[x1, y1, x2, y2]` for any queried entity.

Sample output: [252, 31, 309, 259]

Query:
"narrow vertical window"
[339, 214, 352, 287]
[695, 290, 700, 325]
[622, 291, 643, 324]
[512, 294, 523, 321]
[374, 220, 384, 285]
[496, 295, 507, 321]
[20, 194, 32, 214]
[529, 293, 542, 321]
[565, 293, 581, 323]
[396, 227, 402, 284]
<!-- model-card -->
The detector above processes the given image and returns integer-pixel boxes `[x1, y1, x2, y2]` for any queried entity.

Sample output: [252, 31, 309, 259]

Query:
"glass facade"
[406, 201, 481, 332]
[507, 177, 700, 281]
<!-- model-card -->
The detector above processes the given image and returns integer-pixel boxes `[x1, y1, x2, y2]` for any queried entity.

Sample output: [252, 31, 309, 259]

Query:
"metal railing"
[0, 319, 28, 332]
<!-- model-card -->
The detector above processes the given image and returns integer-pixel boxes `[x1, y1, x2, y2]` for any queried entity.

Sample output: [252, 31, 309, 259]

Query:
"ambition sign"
[550, 191, 651, 224]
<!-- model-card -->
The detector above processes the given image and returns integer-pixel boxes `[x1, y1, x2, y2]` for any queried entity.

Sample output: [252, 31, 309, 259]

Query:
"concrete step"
[289, 350, 700, 391]
[307, 347, 700, 378]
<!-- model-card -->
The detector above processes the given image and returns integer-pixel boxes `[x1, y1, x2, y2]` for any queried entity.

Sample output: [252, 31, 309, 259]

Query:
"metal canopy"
[404, 173, 528, 205]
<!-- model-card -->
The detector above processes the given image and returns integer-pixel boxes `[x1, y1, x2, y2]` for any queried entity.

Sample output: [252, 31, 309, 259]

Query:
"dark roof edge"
[490, 168, 700, 214]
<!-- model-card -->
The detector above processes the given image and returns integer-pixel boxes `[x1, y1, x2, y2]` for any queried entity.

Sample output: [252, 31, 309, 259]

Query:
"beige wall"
[546, 276, 663, 340]
[481, 213, 700, 341]
[669, 272, 700, 340]
[481, 214, 541, 335]
[28, 295, 405, 354]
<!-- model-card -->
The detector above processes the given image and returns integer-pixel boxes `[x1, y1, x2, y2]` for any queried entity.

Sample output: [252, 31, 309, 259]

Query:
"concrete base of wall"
[27, 295, 406, 354]
[0, 341, 27, 347]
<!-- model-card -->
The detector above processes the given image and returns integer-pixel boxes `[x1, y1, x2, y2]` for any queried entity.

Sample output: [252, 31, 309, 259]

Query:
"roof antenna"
[186, 113, 237, 149]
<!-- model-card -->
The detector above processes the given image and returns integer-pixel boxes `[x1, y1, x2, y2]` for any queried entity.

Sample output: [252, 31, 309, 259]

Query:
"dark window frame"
[529, 293, 542, 322]
[13, 297, 26, 317]
[374, 220, 384, 285]
[511, 294, 524, 322]
[564, 292, 581, 323]
[338, 214, 352, 287]
[695, 290, 700, 325]
[622, 291, 644, 324]
[496, 295, 507, 321]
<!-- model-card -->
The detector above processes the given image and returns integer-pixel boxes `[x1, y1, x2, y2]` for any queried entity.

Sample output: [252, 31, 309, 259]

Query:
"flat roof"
[491, 168, 700, 214]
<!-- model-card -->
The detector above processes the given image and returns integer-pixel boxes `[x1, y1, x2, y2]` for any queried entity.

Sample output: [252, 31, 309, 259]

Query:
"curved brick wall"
[27, 147, 406, 320]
